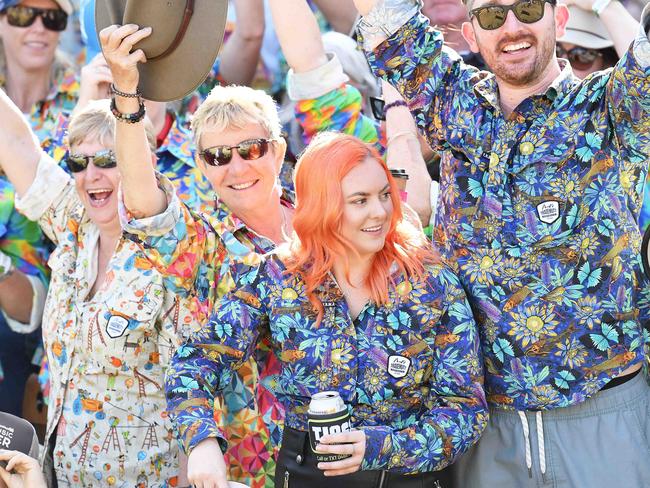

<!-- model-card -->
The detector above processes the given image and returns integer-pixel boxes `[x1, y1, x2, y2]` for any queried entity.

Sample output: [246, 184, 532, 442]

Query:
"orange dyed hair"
[284, 132, 436, 324]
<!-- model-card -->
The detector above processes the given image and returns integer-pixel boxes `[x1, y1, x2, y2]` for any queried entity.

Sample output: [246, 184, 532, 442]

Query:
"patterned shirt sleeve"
[607, 8, 650, 168]
[360, 13, 478, 151]
[165, 262, 267, 453]
[361, 265, 487, 473]
[14, 152, 75, 247]
[119, 172, 227, 300]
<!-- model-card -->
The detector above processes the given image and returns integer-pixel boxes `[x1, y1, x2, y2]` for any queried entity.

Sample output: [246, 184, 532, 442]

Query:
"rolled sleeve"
[3, 275, 46, 334]
[118, 171, 182, 238]
[634, 4, 650, 66]
[14, 152, 69, 221]
[287, 53, 350, 101]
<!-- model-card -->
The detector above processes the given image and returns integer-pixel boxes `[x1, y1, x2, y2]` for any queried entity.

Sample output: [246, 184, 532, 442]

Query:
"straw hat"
[95, 0, 227, 102]
[559, 6, 614, 50]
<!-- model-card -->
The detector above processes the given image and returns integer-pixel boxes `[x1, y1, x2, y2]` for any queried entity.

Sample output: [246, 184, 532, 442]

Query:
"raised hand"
[98, 24, 152, 93]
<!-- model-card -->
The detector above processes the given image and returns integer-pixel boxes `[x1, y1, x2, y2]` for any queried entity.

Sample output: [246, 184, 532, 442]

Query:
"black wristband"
[384, 100, 408, 113]
[110, 83, 142, 98]
[110, 97, 146, 124]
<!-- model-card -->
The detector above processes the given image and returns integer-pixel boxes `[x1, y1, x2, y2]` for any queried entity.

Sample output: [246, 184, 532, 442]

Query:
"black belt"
[275, 427, 450, 488]
[599, 368, 640, 391]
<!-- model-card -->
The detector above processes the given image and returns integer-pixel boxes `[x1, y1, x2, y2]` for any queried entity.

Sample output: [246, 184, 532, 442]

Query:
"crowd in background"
[0, 0, 650, 486]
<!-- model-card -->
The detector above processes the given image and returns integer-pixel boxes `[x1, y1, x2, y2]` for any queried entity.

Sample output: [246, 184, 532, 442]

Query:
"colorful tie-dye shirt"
[120, 174, 290, 488]
[361, 7, 650, 411]
[0, 177, 49, 381]
[15, 155, 195, 487]
[165, 253, 487, 474]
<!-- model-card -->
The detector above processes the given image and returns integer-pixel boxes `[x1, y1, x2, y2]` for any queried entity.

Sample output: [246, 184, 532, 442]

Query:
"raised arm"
[312, 0, 359, 34]
[0, 89, 41, 197]
[565, 0, 639, 57]
[269, 0, 328, 73]
[218, 0, 265, 86]
[99, 24, 166, 218]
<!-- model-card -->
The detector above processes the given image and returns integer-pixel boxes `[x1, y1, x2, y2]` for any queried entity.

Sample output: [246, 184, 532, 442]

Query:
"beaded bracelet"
[110, 97, 146, 124]
[384, 100, 408, 113]
[110, 83, 142, 99]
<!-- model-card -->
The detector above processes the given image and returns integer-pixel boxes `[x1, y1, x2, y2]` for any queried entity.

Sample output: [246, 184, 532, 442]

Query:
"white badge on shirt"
[536, 201, 560, 224]
[106, 315, 129, 338]
[387, 355, 411, 379]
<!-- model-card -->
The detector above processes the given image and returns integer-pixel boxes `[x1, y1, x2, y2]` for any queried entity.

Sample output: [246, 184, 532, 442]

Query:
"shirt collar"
[472, 59, 576, 111]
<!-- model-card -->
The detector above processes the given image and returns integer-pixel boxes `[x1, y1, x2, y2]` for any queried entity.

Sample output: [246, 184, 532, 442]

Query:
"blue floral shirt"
[361, 8, 650, 411]
[165, 254, 487, 474]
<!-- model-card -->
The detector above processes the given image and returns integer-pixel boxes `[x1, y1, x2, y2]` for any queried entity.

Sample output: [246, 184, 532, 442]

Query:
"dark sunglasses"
[65, 150, 117, 173]
[199, 138, 274, 167]
[555, 45, 602, 71]
[470, 0, 555, 30]
[2, 5, 68, 32]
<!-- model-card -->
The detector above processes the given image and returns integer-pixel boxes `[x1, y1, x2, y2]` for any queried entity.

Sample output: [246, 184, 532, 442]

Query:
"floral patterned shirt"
[120, 175, 290, 488]
[165, 254, 487, 474]
[361, 7, 650, 411]
[16, 156, 194, 487]
[0, 56, 79, 161]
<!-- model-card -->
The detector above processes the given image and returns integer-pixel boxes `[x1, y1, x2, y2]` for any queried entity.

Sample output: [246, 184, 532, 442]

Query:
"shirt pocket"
[505, 149, 582, 249]
[82, 281, 166, 379]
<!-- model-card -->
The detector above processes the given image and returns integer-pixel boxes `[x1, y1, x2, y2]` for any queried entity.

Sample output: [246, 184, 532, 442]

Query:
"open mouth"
[501, 41, 532, 55]
[229, 180, 258, 191]
[87, 189, 113, 207]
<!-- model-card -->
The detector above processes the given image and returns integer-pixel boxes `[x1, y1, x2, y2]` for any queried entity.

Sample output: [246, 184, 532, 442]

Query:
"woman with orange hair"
[165, 133, 487, 488]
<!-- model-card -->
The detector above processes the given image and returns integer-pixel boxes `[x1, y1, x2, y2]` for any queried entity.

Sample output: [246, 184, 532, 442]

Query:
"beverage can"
[307, 391, 351, 462]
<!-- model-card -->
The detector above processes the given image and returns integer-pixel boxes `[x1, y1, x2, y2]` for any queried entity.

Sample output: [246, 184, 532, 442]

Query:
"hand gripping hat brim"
[95, 0, 227, 102]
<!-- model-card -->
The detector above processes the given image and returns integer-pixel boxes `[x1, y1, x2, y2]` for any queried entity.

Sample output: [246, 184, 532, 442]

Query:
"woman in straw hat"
[0, 90, 194, 487]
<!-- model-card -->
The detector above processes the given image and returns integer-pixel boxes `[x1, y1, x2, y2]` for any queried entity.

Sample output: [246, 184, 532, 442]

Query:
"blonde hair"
[67, 99, 156, 151]
[190, 85, 281, 149]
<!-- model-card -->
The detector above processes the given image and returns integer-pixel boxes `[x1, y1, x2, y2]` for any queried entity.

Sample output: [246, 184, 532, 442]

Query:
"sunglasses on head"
[555, 45, 602, 71]
[2, 5, 68, 32]
[65, 149, 117, 173]
[199, 138, 274, 167]
[470, 0, 556, 30]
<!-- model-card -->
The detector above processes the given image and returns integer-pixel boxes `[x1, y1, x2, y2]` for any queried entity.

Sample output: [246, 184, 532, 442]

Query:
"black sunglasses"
[2, 5, 68, 32]
[199, 138, 274, 167]
[556, 44, 602, 71]
[470, 0, 556, 30]
[65, 149, 117, 173]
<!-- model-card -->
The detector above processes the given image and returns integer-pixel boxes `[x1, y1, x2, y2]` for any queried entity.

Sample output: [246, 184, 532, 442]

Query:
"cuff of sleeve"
[635, 4, 650, 67]
[286, 53, 350, 101]
[178, 409, 228, 455]
[3, 275, 45, 334]
[118, 171, 181, 238]
[359, 425, 393, 471]
[357, 1, 421, 51]
[14, 152, 70, 221]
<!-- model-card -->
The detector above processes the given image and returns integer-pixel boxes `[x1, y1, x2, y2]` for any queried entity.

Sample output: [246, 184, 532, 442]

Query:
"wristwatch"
[591, 0, 613, 17]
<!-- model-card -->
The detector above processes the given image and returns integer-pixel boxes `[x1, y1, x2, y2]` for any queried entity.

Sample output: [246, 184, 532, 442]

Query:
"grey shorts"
[453, 372, 650, 488]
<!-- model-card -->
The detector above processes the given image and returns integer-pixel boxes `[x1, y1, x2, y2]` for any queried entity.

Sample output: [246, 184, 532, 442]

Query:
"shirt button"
[519, 142, 535, 155]
[296, 454, 303, 464]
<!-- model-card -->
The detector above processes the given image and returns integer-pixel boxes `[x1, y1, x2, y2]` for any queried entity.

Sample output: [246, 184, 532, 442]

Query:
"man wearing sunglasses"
[0, 0, 77, 146]
[354, 0, 650, 486]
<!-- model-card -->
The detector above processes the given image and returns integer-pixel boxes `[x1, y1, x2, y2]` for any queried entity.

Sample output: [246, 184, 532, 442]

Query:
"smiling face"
[0, 0, 62, 73]
[339, 157, 394, 261]
[70, 138, 121, 234]
[197, 122, 285, 216]
[462, 0, 568, 86]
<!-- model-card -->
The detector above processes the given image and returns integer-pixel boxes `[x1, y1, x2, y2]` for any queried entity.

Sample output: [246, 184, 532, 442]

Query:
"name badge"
[106, 315, 129, 338]
[536, 201, 560, 224]
[387, 355, 411, 379]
